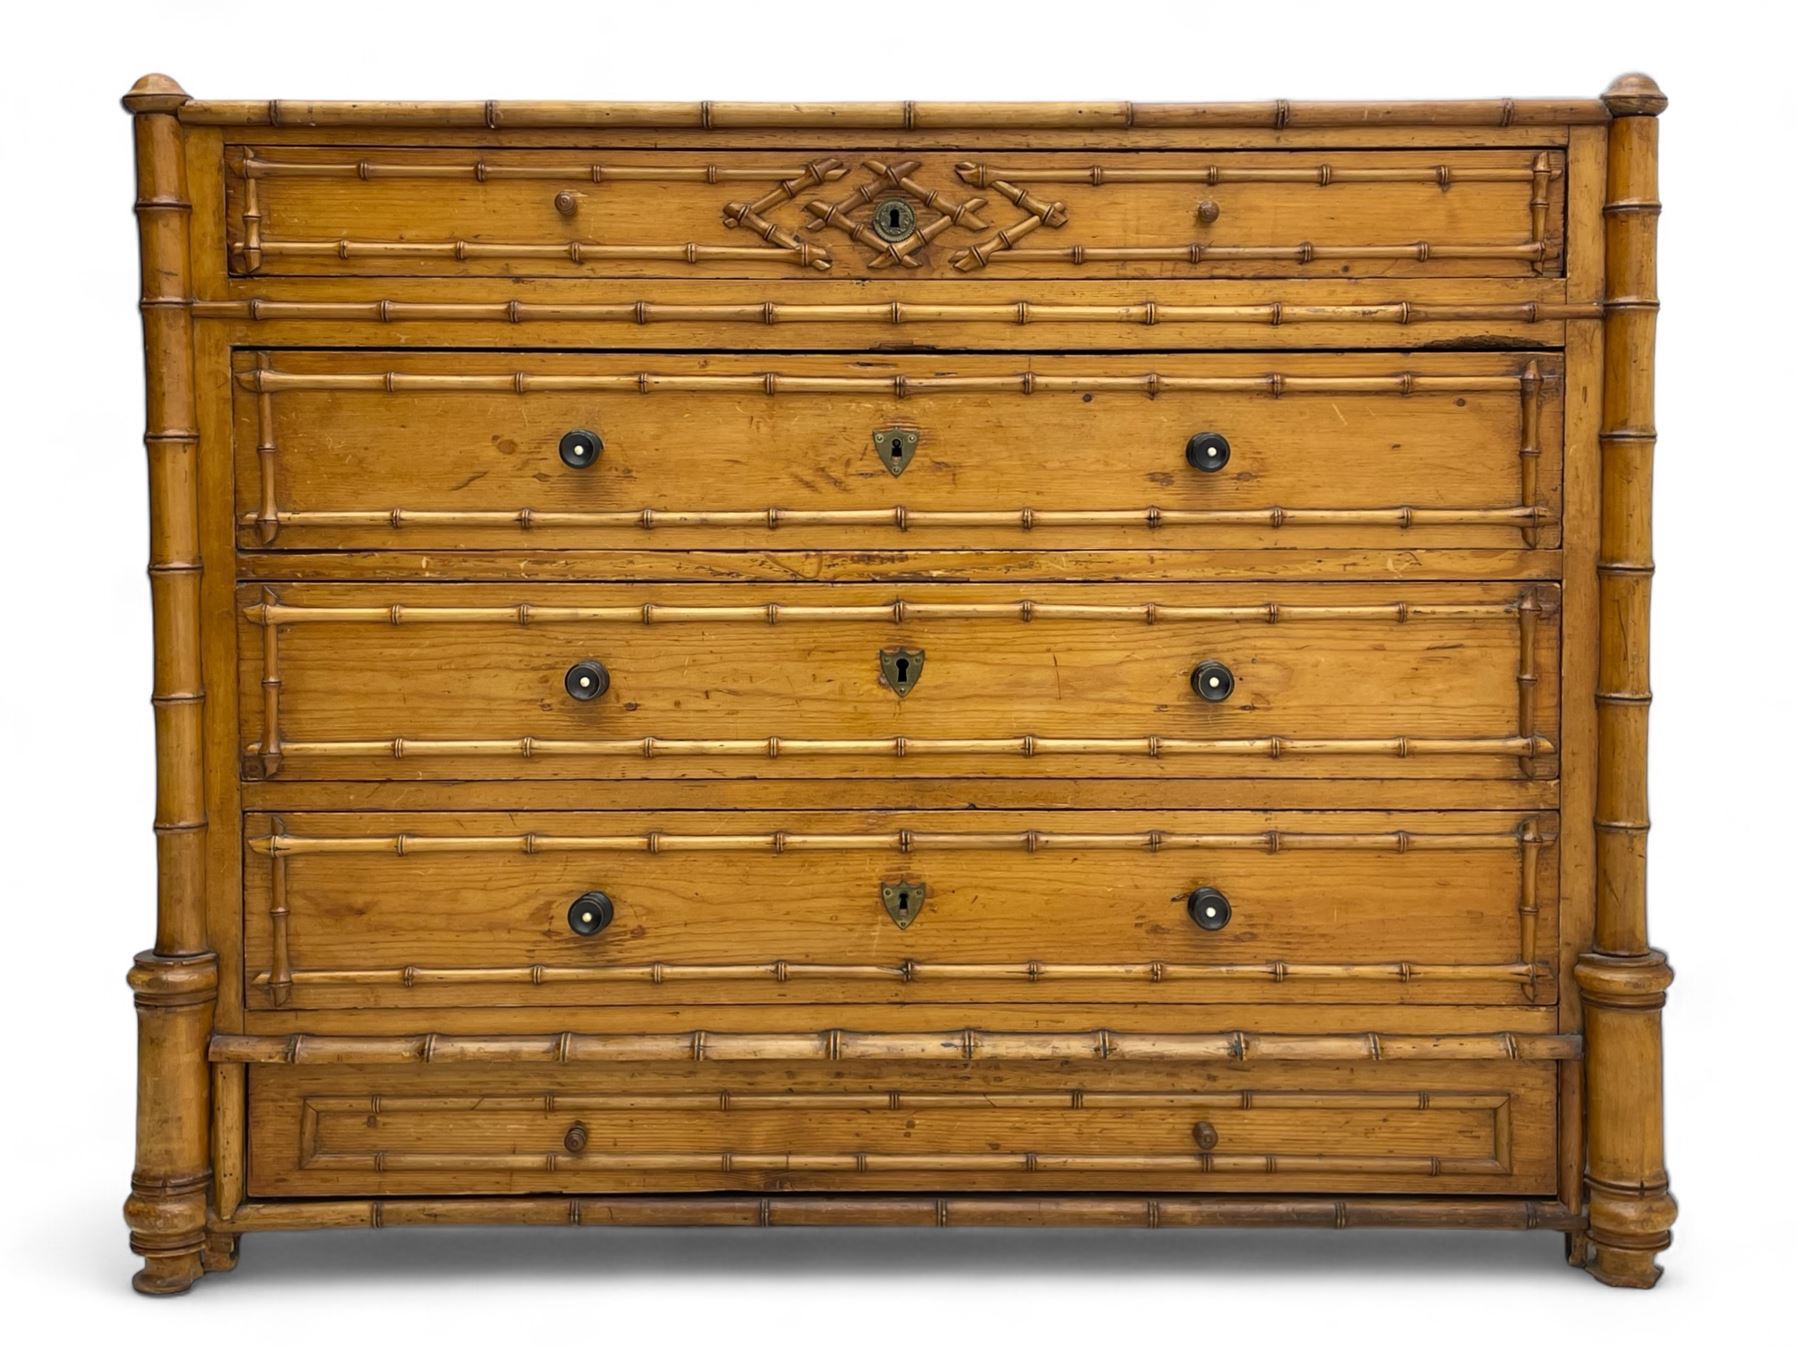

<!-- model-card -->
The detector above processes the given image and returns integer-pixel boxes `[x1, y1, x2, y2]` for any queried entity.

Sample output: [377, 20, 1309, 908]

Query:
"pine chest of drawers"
[121, 72, 1676, 1292]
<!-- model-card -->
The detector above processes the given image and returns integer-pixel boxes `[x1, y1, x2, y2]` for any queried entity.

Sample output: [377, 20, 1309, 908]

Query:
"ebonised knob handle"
[1186, 887, 1232, 932]
[1190, 660, 1234, 703]
[1195, 199, 1221, 225]
[1185, 432, 1230, 472]
[567, 892, 615, 937]
[554, 190, 580, 217]
[564, 660, 610, 701]
[563, 1122, 589, 1153]
[559, 428, 603, 468]
[1193, 1121, 1219, 1151]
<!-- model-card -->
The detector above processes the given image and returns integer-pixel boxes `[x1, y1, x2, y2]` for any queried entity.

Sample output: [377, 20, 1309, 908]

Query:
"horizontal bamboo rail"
[190, 298, 1601, 327]
[241, 157, 851, 183]
[251, 735, 1554, 763]
[247, 505, 1553, 534]
[214, 1195, 1584, 1233]
[958, 242, 1556, 267]
[236, 238, 832, 270]
[245, 597, 1530, 627]
[311, 1149, 1505, 1177]
[238, 367, 1530, 396]
[304, 1089, 1500, 1113]
[247, 825, 1537, 857]
[957, 162, 1561, 187]
[183, 98, 1611, 129]
[253, 961, 1544, 991]
[209, 1029, 1581, 1065]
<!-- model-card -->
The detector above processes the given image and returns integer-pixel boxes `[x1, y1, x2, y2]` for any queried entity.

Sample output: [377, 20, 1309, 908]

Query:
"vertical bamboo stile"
[1519, 359, 1543, 547]
[1576, 72, 1676, 1289]
[122, 73, 216, 1298]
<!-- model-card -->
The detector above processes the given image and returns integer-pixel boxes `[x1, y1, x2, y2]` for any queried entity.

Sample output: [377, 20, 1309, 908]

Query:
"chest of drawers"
[121, 72, 1675, 1292]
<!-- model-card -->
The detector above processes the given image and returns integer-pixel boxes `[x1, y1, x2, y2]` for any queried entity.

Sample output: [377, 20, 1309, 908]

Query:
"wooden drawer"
[224, 146, 1563, 281]
[244, 1055, 1559, 1197]
[243, 809, 1557, 1010]
[234, 351, 1561, 553]
[239, 582, 1559, 782]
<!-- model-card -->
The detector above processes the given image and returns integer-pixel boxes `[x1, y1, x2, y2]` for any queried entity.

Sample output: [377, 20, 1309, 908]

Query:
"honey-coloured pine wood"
[1574, 71, 1676, 1290]
[123, 72, 1672, 1292]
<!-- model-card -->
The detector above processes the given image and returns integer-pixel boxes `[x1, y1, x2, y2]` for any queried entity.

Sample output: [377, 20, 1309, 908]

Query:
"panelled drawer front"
[225, 147, 1564, 281]
[239, 582, 1560, 781]
[234, 351, 1561, 553]
[247, 1059, 1558, 1196]
[243, 810, 1558, 1009]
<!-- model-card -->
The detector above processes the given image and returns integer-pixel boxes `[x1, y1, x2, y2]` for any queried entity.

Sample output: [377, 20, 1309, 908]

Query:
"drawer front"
[235, 351, 1561, 554]
[246, 1058, 1558, 1196]
[239, 582, 1559, 782]
[225, 147, 1563, 280]
[244, 810, 1558, 1009]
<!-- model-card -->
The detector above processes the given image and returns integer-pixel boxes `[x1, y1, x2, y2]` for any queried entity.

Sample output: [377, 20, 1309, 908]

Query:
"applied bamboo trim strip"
[242, 156, 855, 184]
[237, 238, 833, 270]
[303, 1089, 1504, 1113]
[956, 162, 1561, 186]
[245, 597, 1532, 626]
[1519, 358, 1545, 546]
[238, 367, 1534, 396]
[249, 734, 1556, 764]
[185, 97, 1611, 129]
[209, 1029, 1582, 1065]
[948, 241, 1558, 268]
[307, 1148, 1509, 1177]
[191, 298, 1600, 326]
[253, 960, 1545, 992]
[213, 1196, 1583, 1234]
[247, 505, 1555, 535]
[246, 825, 1538, 856]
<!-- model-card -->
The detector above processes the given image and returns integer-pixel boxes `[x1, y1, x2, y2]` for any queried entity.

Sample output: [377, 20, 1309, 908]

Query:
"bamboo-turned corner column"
[1575, 72, 1676, 1290]
[121, 73, 217, 1297]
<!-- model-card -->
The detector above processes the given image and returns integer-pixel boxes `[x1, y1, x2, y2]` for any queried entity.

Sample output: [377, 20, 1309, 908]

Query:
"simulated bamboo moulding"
[121, 71, 1674, 1293]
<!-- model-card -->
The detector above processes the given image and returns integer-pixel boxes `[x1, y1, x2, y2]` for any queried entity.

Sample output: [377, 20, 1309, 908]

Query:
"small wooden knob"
[563, 1123, 589, 1154]
[1195, 199, 1221, 225]
[1193, 1121, 1219, 1151]
[554, 190, 579, 216]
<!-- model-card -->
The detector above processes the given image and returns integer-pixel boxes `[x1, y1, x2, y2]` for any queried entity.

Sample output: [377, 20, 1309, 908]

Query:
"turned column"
[121, 73, 217, 1297]
[1575, 71, 1676, 1289]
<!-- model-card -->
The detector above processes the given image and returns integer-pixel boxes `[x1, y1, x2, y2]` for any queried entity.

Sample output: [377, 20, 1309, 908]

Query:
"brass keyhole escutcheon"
[871, 196, 917, 243]
[879, 646, 925, 698]
[881, 880, 927, 929]
[871, 426, 919, 477]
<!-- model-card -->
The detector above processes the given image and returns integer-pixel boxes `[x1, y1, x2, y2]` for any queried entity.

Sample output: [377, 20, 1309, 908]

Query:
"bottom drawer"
[247, 1052, 1557, 1197]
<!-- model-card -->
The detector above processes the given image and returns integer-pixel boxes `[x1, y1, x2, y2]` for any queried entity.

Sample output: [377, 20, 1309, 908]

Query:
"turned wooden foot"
[201, 1232, 240, 1273]
[131, 1250, 203, 1296]
[1565, 1231, 1590, 1267]
[1587, 1243, 1667, 1289]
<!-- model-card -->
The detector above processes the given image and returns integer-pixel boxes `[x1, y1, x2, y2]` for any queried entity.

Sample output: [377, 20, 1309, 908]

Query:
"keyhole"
[887, 205, 903, 232]
[897, 891, 911, 915]
[895, 657, 911, 685]
[888, 437, 903, 461]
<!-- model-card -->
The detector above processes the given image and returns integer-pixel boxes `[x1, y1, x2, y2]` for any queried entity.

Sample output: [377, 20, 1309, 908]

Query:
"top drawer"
[225, 147, 1564, 281]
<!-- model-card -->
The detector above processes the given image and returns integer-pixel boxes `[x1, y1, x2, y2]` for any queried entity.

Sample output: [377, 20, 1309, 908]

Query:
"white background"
[0, 2, 1792, 1341]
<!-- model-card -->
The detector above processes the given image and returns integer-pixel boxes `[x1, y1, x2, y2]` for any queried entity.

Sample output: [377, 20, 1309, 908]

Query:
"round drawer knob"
[568, 892, 615, 937]
[559, 428, 603, 469]
[1190, 660, 1234, 703]
[564, 660, 610, 701]
[1195, 199, 1221, 225]
[554, 190, 580, 217]
[1193, 1121, 1219, 1151]
[1186, 887, 1232, 931]
[1185, 432, 1230, 472]
[563, 1122, 589, 1153]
